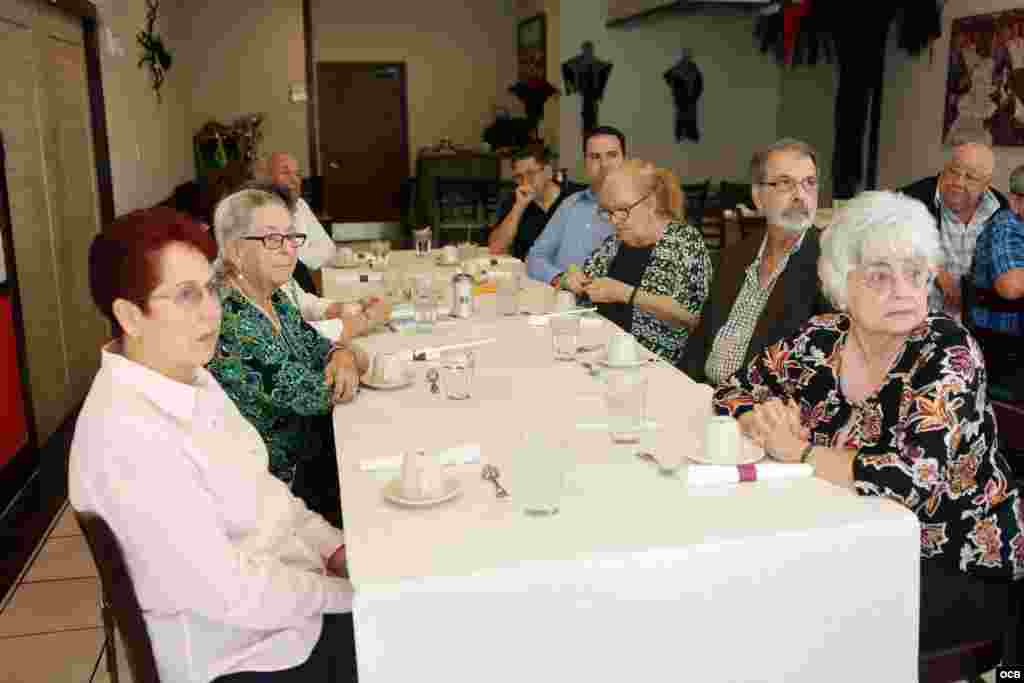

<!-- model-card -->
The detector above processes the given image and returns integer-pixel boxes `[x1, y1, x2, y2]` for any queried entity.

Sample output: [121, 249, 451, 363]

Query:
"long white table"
[333, 281, 921, 682]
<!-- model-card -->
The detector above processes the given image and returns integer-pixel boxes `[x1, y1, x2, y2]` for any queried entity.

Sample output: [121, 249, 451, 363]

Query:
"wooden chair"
[75, 510, 161, 683]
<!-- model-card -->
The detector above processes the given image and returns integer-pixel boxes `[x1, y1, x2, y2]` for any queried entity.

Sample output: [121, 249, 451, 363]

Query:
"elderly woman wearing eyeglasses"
[713, 190, 1023, 654]
[70, 208, 357, 682]
[562, 159, 711, 363]
[206, 186, 368, 528]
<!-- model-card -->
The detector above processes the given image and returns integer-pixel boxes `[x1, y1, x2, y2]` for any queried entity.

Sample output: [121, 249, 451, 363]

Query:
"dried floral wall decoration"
[137, 0, 172, 100]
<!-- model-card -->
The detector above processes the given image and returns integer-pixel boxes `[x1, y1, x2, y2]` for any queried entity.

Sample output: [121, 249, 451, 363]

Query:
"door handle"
[329, 161, 340, 169]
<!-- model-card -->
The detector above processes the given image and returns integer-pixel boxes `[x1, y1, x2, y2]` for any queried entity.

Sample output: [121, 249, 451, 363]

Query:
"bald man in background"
[900, 141, 1008, 317]
[262, 152, 337, 272]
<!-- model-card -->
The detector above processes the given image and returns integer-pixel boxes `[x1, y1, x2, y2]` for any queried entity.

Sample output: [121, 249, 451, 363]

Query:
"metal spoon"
[481, 464, 509, 498]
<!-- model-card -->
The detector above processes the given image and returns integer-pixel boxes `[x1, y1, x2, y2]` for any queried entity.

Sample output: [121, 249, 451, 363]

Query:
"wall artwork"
[945, 9, 1024, 146]
[518, 13, 546, 81]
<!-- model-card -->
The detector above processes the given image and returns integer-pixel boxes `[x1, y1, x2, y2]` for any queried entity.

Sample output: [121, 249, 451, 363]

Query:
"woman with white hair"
[207, 186, 369, 529]
[713, 191, 1022, 653]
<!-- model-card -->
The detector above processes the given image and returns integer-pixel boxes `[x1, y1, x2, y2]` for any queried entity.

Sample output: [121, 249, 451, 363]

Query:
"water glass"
[496, 273, 521, 316]
[413, 227, 432, 257]
[605, 371, 648, 443]
[413, 275, 436, 331]
[516, 433, 569, 515]
[550, 315, 581, 361]
[440, 350, 475, 400]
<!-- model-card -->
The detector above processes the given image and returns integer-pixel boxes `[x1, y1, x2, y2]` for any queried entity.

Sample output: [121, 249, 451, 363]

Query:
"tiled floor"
[0, 501, 130, 682]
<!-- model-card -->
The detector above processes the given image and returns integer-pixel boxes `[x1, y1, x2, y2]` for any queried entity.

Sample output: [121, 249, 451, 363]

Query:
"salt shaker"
[451, 272, 473, 319]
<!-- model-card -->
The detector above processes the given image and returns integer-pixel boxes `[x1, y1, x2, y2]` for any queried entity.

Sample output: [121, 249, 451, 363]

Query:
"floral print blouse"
[582, 221, 711, 363]
[207, 287, 335, 484]
[713, 313, 1024, 579]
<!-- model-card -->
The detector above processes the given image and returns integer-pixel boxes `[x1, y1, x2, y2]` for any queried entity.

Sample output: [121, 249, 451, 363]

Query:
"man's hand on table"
[737, 399, 806, 461]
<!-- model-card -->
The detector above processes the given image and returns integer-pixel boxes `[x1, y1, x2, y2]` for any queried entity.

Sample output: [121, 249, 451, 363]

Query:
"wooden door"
[316, 62, 409, 222]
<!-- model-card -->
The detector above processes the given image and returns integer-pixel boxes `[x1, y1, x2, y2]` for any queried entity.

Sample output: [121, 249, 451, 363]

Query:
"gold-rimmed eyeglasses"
[597, 189, 657, 223]
[857, 261, 934, 295]
[758, 176, 819, 194]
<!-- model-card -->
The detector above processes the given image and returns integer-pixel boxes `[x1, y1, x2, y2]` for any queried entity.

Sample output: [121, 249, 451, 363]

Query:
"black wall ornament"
[664, 48, 704, 143]
[137, 0, 172, 101]
[562, 41, 613, 134]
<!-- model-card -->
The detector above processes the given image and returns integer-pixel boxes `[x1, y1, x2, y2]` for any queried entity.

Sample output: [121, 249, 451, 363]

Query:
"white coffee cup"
[400, 449, 443, 500]
[370, 352, 406, 385]
[555, 289, 576, 312]
[336, 246, 355, 266]
[606, 332, 639, 366]
[704, 416, 743, 464]
[442, 245, 458, 264]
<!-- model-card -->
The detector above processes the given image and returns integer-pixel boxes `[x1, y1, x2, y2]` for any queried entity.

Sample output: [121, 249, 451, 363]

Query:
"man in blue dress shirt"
[526, 126, 626, 286]
[971, 163, 1024, 334]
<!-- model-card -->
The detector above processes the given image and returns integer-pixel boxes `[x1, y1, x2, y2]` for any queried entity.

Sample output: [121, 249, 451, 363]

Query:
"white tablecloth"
[333, 283, 921, 682]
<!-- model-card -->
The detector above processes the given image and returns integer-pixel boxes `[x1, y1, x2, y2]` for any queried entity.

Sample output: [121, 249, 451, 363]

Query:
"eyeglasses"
[759, 176, 818, 194]
[597, 189, 656, 223]
[943, 166, 990, 187]
[149, 279, 220, 311]
[858, 261, 934, 294]
[242, 233, 308, 250]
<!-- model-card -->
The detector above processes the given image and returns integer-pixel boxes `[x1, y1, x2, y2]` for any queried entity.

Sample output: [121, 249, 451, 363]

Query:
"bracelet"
[799, 443, 815, 463]
[628, 286, 640, 307]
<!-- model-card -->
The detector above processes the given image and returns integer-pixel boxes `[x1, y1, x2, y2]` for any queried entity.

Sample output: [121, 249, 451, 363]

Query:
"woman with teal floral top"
[713, 191, 1022, 654]
[563, 159, 710, 363]
[207, 186, 369, 527]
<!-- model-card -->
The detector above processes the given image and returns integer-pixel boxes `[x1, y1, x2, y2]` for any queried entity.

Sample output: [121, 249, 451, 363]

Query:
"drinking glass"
[440, 350, 475, 400]
[496, 273, 521, 316]
[413, 274, 436, 331]
[413, 227, 432, 257]
[550, 315, 581, 361]
[515, 432, 569, 515]
[605, 371, 648, 443]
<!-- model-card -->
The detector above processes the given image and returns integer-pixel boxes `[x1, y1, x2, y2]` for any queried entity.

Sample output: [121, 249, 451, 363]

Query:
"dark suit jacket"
[899, 175, 1008, 226]
[677, 228, 830, 384]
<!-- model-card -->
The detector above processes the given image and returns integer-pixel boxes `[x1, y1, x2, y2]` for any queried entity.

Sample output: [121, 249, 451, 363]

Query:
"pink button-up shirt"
[69, 343, 351, 682]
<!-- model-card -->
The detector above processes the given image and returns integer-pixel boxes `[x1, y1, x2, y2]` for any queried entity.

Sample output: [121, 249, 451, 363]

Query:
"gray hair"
[1010, 164, 1024, 195]
[750, 138, 817, 183]
[211, 186, 292, 279]
[818, 191, 942, 311]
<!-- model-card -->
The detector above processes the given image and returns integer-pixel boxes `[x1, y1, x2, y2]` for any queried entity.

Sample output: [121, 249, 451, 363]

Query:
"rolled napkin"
[332, 271, 384, 283]
[576, 420, 660, 432]
[465, 256, 520, 269]
[686, 463, 813, 488]
[527, 308, 598, 326]
[360, 443, 481, 472]
[309, 319, 344, 340]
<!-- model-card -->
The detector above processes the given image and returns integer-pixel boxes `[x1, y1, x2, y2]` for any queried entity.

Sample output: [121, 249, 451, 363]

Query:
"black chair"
[716, 180, 754, 214]
[681, 179, 709, 227]
[434, 176, 493, 245]
[76, 510, 161, 683]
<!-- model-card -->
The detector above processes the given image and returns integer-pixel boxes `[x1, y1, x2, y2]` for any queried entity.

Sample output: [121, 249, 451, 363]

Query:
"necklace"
[229, 274, 282, 333]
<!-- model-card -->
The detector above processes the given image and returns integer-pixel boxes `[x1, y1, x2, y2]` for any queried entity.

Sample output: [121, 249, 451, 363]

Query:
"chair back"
[961, 275, 1024, 401]
[681, 179, 710, 229]
[715, 180, 753, 212]
[75, 510, 161, 683]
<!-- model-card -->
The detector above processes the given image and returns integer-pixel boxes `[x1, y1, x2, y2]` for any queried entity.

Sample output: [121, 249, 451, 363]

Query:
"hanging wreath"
[137, 0, 172, 100]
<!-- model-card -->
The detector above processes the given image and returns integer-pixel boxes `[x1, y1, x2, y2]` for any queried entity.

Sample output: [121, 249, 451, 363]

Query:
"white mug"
[606, 332, 639, 365]
[442, 245, 458, 264]
[400, 449, 443, 500]
[370, 352, 406, 385]
[337, 246, 355, 266]
[704, 416, 743, 464]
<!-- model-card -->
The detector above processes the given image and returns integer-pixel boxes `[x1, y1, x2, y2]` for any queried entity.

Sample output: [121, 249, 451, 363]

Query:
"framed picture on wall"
[945, 9, 1024, 146]
[518, 13, 546, 81]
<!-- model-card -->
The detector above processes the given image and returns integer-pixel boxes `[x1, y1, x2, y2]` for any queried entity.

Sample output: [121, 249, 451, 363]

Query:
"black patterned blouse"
[582, 221, 711, 363]
[713, 313, 1024, 579]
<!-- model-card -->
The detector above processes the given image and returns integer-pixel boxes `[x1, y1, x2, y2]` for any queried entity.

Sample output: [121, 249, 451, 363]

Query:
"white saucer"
[382, 477, 462, 507]
[686, 445, 764, 466]
[597, 355, 648, 368]
[360, 370, 415, 390]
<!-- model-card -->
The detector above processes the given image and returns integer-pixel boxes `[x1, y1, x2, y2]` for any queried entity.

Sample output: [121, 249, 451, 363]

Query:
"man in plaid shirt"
[971, 164, 1024, 334]
[900, 141, 1008, 319]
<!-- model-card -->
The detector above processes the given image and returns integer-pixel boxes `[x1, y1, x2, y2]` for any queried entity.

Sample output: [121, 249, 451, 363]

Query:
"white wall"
[557, 0, 784, 188]
[878, 0, 1024, 192]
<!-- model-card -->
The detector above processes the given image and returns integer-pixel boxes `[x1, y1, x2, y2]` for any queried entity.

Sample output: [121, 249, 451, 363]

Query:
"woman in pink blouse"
[69, 208, 356, 682]
[713, 191, 1022, 655]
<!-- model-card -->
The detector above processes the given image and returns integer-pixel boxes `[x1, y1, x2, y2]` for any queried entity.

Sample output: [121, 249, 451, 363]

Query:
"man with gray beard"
[678, 138, 831, 384]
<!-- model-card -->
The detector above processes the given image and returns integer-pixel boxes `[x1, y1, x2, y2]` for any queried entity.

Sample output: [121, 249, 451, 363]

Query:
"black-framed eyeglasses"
[758, 176, 818, 194]
[242, 233, 308, 250]
[597, 190, 656, 223]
